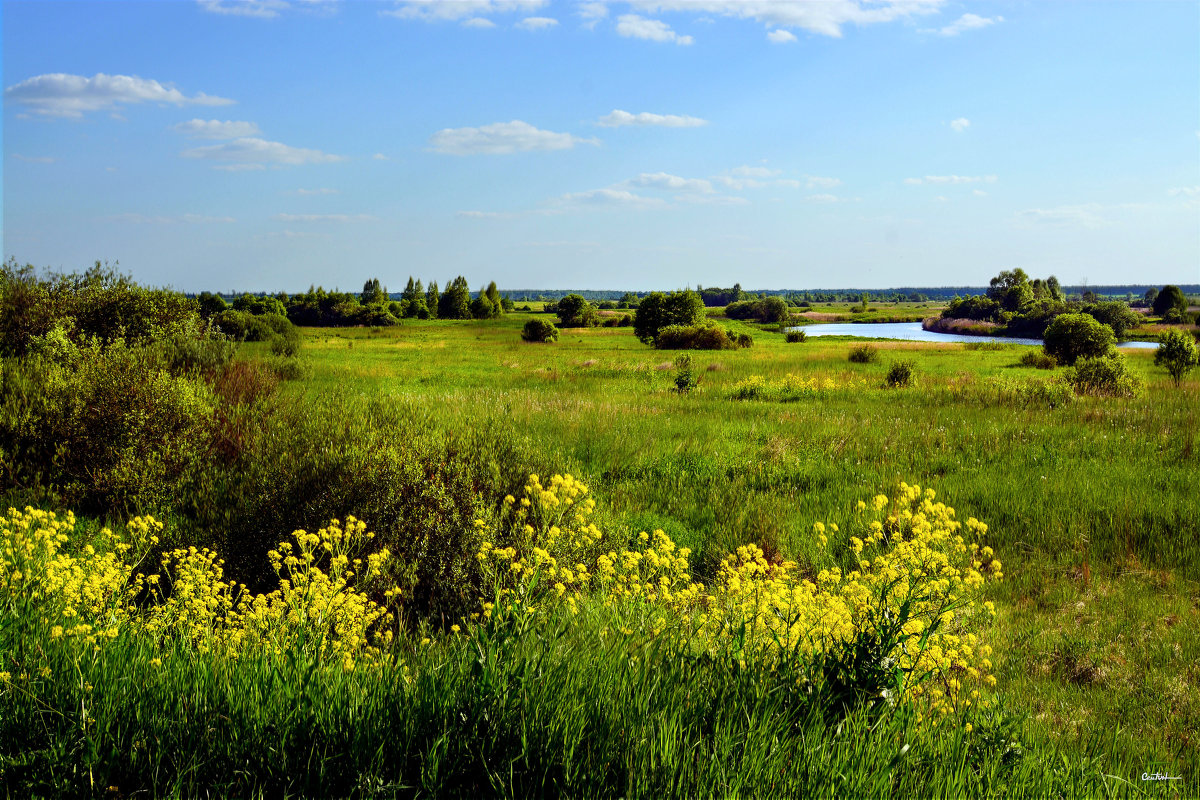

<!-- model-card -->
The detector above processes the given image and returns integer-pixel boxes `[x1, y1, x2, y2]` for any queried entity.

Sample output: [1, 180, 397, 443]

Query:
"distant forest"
[198, 284, 1199, 307]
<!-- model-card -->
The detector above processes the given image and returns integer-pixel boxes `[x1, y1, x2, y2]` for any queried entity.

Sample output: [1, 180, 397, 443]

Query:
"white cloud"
[1018, 204, 1107, 229]
[616, 14, 693, 44]
[557, 188, 667, 209]
[766, 29, 796, 43]
[805, 194, 841, 203]
[626, 172, 715, 194]
[197, 0, 291, 18]
[619, 0, 944, 38]
[972, 189, 988, 197]
[383, 0, 547, 21]
[596, 109, 707, 127]
[578, 1, 608, 21]
[172, 118, 262, 138]
[429, 120, 597, 154]
[4, 73, 235, 118]
[516, 15, 558, 28]
[906, 174, 997, 185]
[1168, 186, 1200, 197]
[11, 154, 55, 163]
[295, 187, 340, 195]
[182, 137, 346, 167]
[925, 13, 1002, 36]
[457, 210, 518, 219]
[462, 16, 496, 27]
[373, 153, 390, 160]
[273, 213, 378, 222]
[774, 179, 802, 188]
[950, 117, 970, 133]
[805, 175, 841, 189]
[730, 165, 780, 178]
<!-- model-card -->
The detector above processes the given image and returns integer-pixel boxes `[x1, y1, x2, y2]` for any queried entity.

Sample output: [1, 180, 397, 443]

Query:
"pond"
[790, 321, 1160, 350]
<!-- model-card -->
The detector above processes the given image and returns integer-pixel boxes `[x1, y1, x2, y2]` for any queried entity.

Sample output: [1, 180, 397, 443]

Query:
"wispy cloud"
[950, 117, 970, 133]
[171, 118, 262, 138]
[462, 16, 496, 27]
[625, 172, 715, 194]
[197, 0, 291, 18]
[616, 14, 693, 45]
[596, 109, 707, 128]
[905, 174, 997, 185]
[104, 213, 237, 224]
[5, 73, 234, 118]
[429, 120, 598, 154]
[556, 188, 667, 209]
[182, 137, 346, 167]
[516, 15, 557, 29]
[1018, 204, 1107, 228]
[766, 29, 796, 43]
[805, 175, 842, 189]
[383, 0, 547, 21]
[619, 0, 945, 39]
[273, 213, 377, 222]
[924, 13, 1003, 36]
[11, 154, 56, 164]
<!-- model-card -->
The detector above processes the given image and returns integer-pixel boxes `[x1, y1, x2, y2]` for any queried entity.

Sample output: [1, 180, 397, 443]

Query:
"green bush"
[1042, 313, 1115, 366]
[848, 344, 879, 364]
[1018, 350, 1057, 370]
[653, 324, 750, 350]
[1067, 355, 1143, 398]
[672, 353, 698, 394]
[521, 319, 559, 343]
[634, 290, 706, 343]
[785, 329, 807, 343]
[1154, 329, 1199, 385]
[555, 294, 598, 328]
[885, 360, 916, 388]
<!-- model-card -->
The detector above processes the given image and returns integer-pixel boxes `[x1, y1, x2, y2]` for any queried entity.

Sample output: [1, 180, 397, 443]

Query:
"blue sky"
[3, 0, 1197, 292]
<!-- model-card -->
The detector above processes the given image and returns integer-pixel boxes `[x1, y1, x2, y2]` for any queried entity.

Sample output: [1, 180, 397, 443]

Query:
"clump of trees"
[555, 294, 599, 328]
[653, 324, 752, 350]
[633, 290, 706, 344]
[724, 296, 790, 324]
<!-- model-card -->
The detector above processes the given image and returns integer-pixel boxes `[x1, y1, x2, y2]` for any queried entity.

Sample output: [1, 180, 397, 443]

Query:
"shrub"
[848, 344, 879, 364]
[1042, 313, 1115, 366]
[785, 329, 807, 343]
[521, 319, 559, 343]
[1152, 284, 1188, 318]
[672, 353, 698, 394]
[1066, 354, 1143, 398]
[653, 324, 750, 350]
[1019, 350, 1057, 370]
[556, 294, 598, 328]
[885, 360, 916, 388]
[1154, 329, 1199, 385]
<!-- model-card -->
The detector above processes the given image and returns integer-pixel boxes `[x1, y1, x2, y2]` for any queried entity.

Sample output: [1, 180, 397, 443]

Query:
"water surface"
[791, 321, 1159, 350]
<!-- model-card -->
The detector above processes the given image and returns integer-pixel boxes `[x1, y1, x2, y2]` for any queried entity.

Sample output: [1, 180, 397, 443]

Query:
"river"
[789, 321, 1160, 349]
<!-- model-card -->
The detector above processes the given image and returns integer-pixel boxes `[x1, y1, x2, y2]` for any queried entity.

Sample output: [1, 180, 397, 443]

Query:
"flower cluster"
[3, 508, 397, 671]
[729, 374, 841, 402]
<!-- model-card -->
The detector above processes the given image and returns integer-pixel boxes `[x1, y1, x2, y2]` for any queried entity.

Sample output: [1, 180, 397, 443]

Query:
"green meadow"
[300, 313, 1199, 778]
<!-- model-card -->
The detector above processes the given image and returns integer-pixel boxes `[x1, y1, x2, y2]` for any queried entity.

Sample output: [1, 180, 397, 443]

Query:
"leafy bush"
[1152, 284, 1188, 317]
[1042, 313, 1115, 366]
[521, 318, 559, 343]
[785, 329, 807, 343]
[885, 360, 916, 388]
[634, 290, 706, 343]
[653, 324, 750, 350]
[1018, 350, 1057, 370]
[1154, 329, 1199, 385]
[556, 294, 598, 328]
[848, 344, 879, 364]
[1081, 301, 1140, 339]
[1066, 355, 1143, 398]
[672, 353, 698, 394]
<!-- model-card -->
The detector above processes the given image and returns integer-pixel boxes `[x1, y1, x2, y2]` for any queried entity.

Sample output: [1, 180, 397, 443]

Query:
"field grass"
[293, 312, 1199, 785]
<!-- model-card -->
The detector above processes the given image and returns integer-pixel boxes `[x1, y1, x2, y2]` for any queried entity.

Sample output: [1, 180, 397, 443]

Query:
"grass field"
[296, 312, 1199, 783]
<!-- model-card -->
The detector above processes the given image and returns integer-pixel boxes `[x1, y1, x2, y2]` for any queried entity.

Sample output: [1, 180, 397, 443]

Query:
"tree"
[1084, 301, 1140, 339]
[361, 278, 385, 306]
[197, 291, 227, 317]
[1143, 287, 1159, 308]
[425, 281, 439, 319]
[1152, 285, 1188, 318]
[521, 318, 558, 343]
[1154, 329, 1199, 385]
[484, 281, 503, 315]
[634, 289, 705, 343]
[556, 293, 597, 327]
[471, 293, 498, 320]
[987, 268, 1033, 312]
[1042, 313, 1115, 366]
[438, 276, 472, 320]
